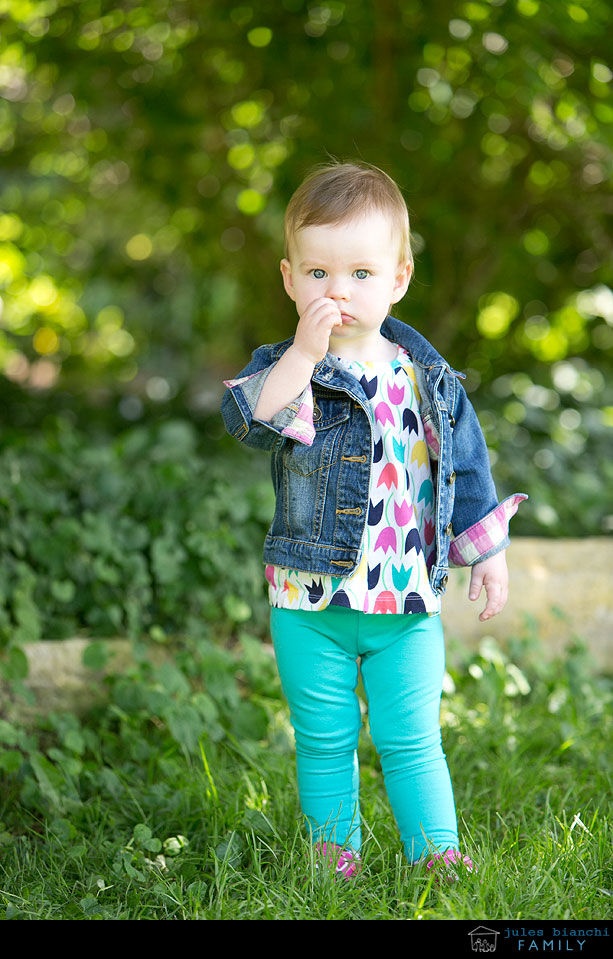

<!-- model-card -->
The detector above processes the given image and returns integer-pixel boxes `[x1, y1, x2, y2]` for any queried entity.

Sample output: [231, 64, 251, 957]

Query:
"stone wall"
[441, 537, 612, 672]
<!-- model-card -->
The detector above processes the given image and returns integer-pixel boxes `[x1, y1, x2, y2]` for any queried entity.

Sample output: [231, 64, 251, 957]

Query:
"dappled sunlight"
[0, 1, 611, 923]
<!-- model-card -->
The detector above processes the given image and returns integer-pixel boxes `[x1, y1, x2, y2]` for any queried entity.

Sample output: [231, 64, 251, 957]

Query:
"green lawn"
[1, 623, 611, 920]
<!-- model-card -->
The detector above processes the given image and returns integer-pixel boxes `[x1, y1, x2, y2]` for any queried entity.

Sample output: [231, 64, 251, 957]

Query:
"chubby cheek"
[292, 281, 321, 314]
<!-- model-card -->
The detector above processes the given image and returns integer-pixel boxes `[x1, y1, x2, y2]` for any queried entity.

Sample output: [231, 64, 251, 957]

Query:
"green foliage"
[0, 0, 611, 415]
[0, 5, 611, 919]
[0, 1, 612, 534]
[0, 405, 610, 689]
[0, 628, 610, 919]
[477, 356, 613, 536]
[0, 626, 283, 818]
[0, 417, 274, 654]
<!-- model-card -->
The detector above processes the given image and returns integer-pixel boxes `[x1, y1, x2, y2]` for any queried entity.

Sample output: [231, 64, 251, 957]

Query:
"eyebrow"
[298, 258, 384, 269]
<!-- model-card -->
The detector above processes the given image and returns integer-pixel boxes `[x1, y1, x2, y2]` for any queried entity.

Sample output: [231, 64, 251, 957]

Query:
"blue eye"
[354, 269, 370, 279]
[311, 269, 326, 279]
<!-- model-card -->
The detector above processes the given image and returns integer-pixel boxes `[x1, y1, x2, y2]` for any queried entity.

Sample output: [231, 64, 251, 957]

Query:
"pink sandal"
[313, 841, 362, 881]
[425, 849, 476, 883]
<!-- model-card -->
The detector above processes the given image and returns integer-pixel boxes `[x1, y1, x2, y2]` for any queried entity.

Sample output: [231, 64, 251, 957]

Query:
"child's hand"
[468, 551, 509, 621]
[292, 297, 343, 365]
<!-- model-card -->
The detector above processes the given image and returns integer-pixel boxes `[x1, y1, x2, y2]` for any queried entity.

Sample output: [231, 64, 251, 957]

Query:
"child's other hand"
[293, 297, 343, 365]
[468, 551, 509, 621]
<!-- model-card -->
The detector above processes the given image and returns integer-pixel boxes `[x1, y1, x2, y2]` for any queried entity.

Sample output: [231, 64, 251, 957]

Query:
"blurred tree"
[0, 0, 612, 533]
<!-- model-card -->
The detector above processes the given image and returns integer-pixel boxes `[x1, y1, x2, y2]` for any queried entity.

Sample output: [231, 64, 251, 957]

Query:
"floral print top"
[267, 345, 441, 615]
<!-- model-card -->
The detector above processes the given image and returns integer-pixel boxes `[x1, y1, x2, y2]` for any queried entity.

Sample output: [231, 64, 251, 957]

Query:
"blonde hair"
[284, 161, 413, 269]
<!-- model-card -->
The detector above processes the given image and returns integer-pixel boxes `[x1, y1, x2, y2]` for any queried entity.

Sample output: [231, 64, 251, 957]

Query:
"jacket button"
[446, 522, 453, 537]
[448, 471, 456, 485]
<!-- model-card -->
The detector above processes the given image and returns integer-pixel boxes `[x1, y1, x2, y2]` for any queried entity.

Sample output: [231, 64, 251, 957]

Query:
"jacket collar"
[380, 316, 452, 370]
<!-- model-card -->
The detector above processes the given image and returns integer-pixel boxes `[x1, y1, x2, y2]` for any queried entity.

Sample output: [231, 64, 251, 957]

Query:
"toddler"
[221, 161, 527, 880]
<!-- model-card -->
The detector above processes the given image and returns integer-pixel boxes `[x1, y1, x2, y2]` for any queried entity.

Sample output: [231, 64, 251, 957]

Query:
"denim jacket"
[221, 316, 527, 595]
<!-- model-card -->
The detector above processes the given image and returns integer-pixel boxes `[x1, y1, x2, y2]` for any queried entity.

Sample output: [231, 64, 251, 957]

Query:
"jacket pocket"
[282, 400, 350, 477]
[277, 402, 350, 542]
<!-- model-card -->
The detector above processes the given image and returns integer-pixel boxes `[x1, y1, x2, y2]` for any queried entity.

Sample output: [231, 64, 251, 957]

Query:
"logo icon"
[469, 927, 499, 953]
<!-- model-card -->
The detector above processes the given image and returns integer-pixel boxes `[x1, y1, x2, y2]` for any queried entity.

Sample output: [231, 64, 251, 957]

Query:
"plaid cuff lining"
[280, 395, 316, 445]
[448, 493, 528, 567]
[223, 371, 260, 389]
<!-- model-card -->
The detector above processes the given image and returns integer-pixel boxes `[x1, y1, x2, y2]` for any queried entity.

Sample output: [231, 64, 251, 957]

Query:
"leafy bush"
[1, 390, 611, 674]
[0, 417, 274, 655]
[477, 355, 613, 537]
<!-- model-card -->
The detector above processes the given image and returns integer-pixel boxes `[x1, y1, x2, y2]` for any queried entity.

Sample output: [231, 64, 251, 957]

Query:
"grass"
[0, 623, 611, 920]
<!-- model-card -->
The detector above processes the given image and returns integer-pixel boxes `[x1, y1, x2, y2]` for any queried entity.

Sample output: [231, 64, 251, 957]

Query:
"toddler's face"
[280, 210, 412, 357]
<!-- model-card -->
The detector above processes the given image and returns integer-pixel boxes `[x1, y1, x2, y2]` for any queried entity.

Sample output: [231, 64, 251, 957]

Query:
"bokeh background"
[1, 0, 612, 649]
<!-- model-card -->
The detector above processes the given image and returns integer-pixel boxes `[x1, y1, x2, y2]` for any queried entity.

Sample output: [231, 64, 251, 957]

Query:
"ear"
[280, 258, 296, 301]
[390, 261, 412, 305]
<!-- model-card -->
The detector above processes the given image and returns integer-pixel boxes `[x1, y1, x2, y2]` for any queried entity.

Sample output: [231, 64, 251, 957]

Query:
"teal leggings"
[270, 606, 459, 862]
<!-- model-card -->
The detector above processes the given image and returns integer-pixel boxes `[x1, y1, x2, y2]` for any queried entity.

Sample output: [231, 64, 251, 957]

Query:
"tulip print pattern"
[268, 347, 440, 614]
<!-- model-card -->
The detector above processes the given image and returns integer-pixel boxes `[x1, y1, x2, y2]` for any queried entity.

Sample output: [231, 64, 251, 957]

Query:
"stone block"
[441, 537, 612, 671]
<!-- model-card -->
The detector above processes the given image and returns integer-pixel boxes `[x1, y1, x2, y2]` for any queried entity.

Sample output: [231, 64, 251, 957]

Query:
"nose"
[325, 275, 350, 300]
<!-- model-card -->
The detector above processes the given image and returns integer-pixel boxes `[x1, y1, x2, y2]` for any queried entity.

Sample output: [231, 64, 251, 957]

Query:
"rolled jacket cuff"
[223, 372, 315, 445]
[448, 493, 528, 567]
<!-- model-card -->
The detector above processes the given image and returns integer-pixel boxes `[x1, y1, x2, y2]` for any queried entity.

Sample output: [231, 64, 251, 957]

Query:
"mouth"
[339, 313, 354, 324]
